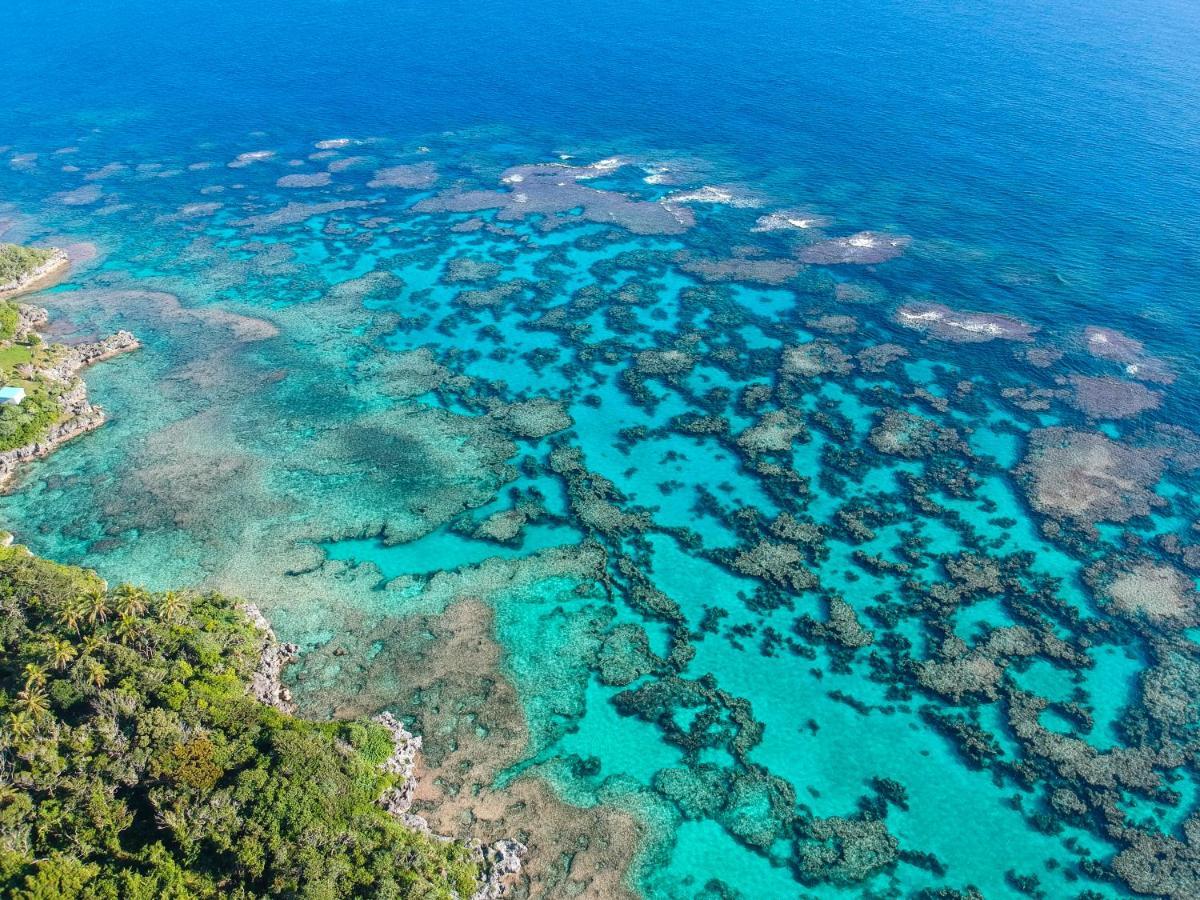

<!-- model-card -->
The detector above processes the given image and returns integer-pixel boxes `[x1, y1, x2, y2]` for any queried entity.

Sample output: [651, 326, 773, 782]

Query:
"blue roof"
[0, 386, 25, 398]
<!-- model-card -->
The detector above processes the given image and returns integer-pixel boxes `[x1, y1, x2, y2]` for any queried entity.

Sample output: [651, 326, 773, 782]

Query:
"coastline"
[0, 253, 139, 489]
[0, 246, 69, 299]
[0, 322, 140, 488]
[240, 599, 527, 899]
[2, 124, 1189, 898]
[0, 242, 526, 898]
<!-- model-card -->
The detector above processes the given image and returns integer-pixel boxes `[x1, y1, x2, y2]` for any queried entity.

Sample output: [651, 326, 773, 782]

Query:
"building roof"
[0, 386, 26, 399]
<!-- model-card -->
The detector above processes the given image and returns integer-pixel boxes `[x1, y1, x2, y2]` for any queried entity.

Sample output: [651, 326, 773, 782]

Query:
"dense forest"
[0, 544, 478, 899]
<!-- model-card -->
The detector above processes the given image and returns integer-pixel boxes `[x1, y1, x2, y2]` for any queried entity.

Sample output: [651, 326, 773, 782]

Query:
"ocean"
[2, 0, 1199, 895]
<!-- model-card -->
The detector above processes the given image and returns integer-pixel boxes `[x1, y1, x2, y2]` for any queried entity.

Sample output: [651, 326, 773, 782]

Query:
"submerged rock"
[824, 597, 874, 649]
[856, 342, 909, 372]
[1113, 825, 1200, 900]
[276, 171, 332, 188]
[736, 410, 808, 455]
[1083, 325, 1174, 383]
[415, 158, 694, 235]
[732, 540, 819, 592]
[231, 199, 374, 231]
[367, 162, 439, 189]
[1104, 561, 1198, 626]
[471, 508, 528, 544]
[634, 348, 695, 376]
[799, 231, 910, 265]
[227, 149, 275, 168]
[665, 184, 763, 207]
[896, 301, 1037, 343]
[445, 256, 504, 282]
[597, 624, 660, 686]
[752, 210, 832, 232]
[721, 768, 797, 850]
[780, 340, 852, 377]
[868, 409, 963, 459]
[677, 252, 801, 285]
[805, 313, 857, 334]
[486, 397, 573, 439]
[795, 816, 899, 884]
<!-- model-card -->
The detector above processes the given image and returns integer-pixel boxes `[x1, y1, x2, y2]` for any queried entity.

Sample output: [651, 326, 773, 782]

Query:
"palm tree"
[113, 584, 149, 618]
[7, 711, 35, 742]
[84, 592, 110, 627]
[57, 596, 86, 633]
[115, 613, 141, 646]
[47, 637, 76, 671]
[86, 660, 109, 689]
[157, 590, 186, 624]
[14, 687, 49, 719]
[22, 663, 47, 692]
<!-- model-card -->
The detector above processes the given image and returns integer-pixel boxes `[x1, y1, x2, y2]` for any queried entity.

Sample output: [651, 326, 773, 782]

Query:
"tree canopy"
[0, 545, 477, 899]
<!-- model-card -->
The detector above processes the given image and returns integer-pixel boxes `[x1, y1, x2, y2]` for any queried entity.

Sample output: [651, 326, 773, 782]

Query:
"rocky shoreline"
[242, 602, 526, 899]
[0, 252, 140, 489]
[240, 601, 301, 711]
[0, 247, 69, 298]
[0, 313, 140, 488]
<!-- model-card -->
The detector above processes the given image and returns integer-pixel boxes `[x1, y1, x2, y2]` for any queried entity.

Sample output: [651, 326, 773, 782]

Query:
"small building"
[0, 386, 26, 406]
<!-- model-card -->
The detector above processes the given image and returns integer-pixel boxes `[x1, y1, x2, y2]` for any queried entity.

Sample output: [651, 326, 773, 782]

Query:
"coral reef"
[1017, 428, 1167, 529]
[4, 139, 1198, 900]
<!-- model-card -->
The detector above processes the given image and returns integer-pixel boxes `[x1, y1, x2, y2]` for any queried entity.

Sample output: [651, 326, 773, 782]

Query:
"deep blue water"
[3, 1, 1200, 897]
[6, 0, 1200, 230]
[7, 0, 1200, 388]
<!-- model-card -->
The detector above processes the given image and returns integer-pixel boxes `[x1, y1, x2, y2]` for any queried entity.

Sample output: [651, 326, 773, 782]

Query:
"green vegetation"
[0, 244, 71, 453]
[0, 245, 55, 288]
[0, 298, 76, 453]
[0, 343, 36, 372]
[0, 545, 478, 899]
[0, 390, 59, 452]
[0, 301, 20, 343]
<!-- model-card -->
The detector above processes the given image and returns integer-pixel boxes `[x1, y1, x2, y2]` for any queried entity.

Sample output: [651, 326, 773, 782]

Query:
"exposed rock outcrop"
[239, 601, 300, 712]
[44, 328, 140, 381]
[373, 712, 431, 833]
[471, 839, 528, 900]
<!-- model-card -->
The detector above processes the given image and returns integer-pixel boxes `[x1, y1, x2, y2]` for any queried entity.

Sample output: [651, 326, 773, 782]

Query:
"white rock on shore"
[372, 712, 437, 833]
[239, 601, 300, 711]
[371, 711, 527, 898]
[43, 329, 141, 382]
[470, 839, 528, 900]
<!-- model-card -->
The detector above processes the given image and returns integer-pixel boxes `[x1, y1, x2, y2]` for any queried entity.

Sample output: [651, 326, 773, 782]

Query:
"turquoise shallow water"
[3, 1, 1200, 897]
